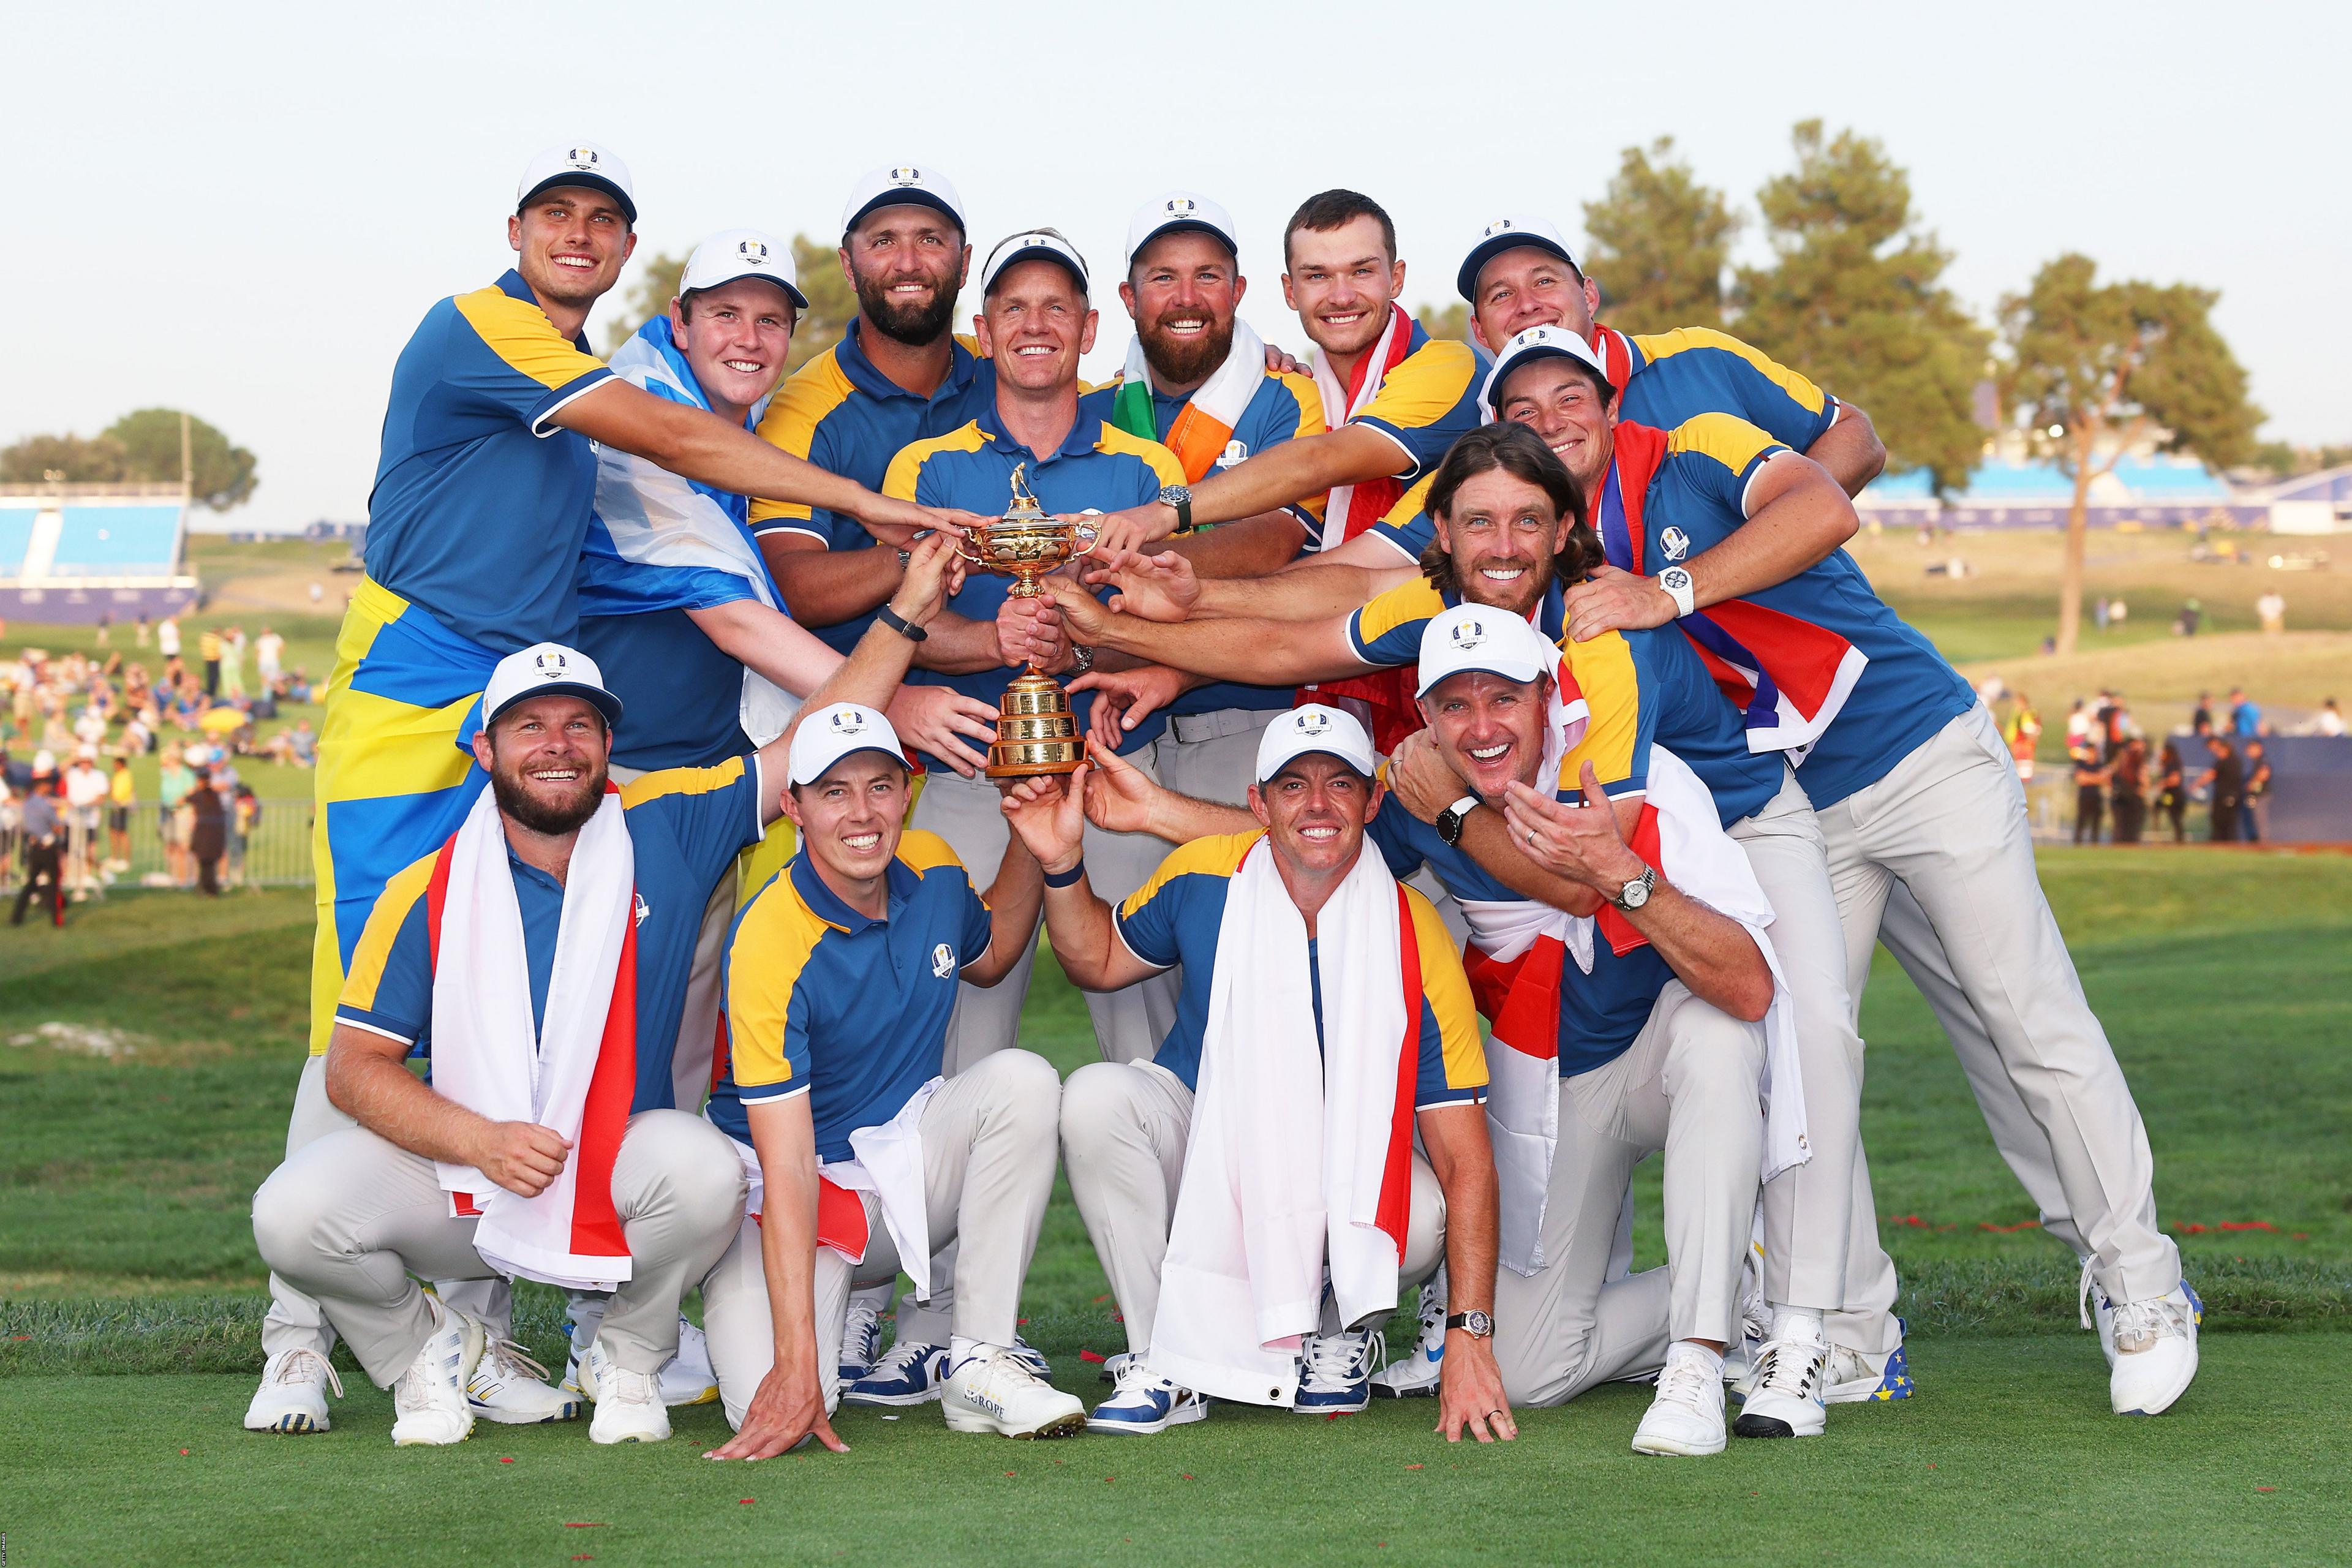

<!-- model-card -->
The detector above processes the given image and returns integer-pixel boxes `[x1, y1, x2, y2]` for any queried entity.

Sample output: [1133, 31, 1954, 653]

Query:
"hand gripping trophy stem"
[954, 462, 1099, 777]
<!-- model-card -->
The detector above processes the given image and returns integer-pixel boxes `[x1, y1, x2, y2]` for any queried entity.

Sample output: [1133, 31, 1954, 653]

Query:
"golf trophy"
[956, 463, 1099, 778]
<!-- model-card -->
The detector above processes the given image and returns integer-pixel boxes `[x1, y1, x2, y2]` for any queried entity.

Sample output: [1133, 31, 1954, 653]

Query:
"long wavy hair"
[1416, 423, 1600, 597]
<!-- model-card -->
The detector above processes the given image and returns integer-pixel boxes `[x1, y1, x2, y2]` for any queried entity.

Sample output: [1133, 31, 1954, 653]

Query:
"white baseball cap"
[1416, 602, 1558, 698]
[480, 643, 624, 730]
[1124, 191, 1240, 269]
[31, 749, 55, 776]
[788, 703, 908, 786]
[1480, 323, 1615, 420]
[1455, 214, 1579, 303]
[981, 227, 1090, 296]
[841, 164, 968, 236]
[1255, 704, 1377, 783]
[516, 142, 637, 224]
[680, 228, 810, 311]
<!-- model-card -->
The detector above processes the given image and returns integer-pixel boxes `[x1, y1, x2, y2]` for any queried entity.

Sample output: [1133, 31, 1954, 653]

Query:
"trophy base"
[985, 672, 1087, 780]
[986, 747, 1087, 780]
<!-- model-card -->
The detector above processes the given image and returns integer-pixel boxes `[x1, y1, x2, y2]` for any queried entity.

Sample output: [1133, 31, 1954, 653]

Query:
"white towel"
[1147, 835, 1417, 1406]
[429, 784, 639, 1291]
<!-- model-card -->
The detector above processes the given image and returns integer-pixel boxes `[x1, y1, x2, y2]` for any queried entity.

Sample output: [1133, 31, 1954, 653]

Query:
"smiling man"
[698, 704, 1076, 1454]
[1003, 706, 1506, 1439]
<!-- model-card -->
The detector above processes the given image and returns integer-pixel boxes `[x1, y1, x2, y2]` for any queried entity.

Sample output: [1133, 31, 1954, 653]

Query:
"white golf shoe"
[244, 1347, 342, 1434]
[1732, 1316, 1828, 1439]
[2083, 1262, 2201, 1415]
[1294, 1329, 1384, 1414]
[1088, 1360, 1208, 1435]
[467, 1337, 580, 1425]
[1631, 1342, 1728, 1457]
[941, 1345, 1087, 1439]
[390, 1297, 486, 1447]
[838, 1299, 882, 1384]
[564, 1312, 719, 1408]
[581, 1337, 671, 1444]
[1371, 1276, 1446, 1398]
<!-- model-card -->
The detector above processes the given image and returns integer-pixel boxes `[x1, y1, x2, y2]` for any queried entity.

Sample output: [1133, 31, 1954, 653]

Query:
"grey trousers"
[1815, 705, 2179, 1324]
[1153, 706, 1278, 809]
[900, 760, 1177, 1346]
[1057, 1058, 1447, 1355]
[252, 1109, 745, 1385]
[700, 1049, 1063, 1428]
[1725, 767, 1861, 1314]
[1491, 984, 1765, 1408]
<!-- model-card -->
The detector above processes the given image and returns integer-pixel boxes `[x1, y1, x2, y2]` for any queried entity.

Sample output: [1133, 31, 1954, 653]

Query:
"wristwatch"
[1610, 864, 1657, 912]
[1066, 643, 1096, 677]
[1445, 1310, 1494, 1339]
[1156, 483, 1194, 533]
[1656, 566, 1696, 619]
[1435, 794, 1479, 846]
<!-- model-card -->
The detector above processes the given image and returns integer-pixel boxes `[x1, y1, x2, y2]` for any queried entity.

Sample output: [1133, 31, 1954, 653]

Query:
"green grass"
[1, 846, 2346, 1562]
[3, 1336, 2346, 1567]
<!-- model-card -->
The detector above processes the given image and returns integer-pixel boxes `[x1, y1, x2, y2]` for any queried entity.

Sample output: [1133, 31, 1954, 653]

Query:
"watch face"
[1467, 1310, 1493, 1336]
[1619, 876, 1651, 910]
[1662, 567, 1691, 590]
[1437, 809, 1464, 846]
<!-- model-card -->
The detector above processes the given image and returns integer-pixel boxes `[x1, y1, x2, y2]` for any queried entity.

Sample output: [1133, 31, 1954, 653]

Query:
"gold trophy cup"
[956, 464, 1099, 778]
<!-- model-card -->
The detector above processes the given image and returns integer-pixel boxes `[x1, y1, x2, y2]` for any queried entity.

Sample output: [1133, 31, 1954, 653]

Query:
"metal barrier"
[0, 796, 314, 893]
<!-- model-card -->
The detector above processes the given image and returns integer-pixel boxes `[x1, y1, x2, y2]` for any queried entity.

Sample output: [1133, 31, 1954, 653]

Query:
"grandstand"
[0, 482, 200, 624]
[1853, 454, 2275, 531]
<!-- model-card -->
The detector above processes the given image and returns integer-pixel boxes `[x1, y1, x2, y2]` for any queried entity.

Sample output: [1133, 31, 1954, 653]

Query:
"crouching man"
[699, 704, 1075, 1458]
[251, 647, 758, 1447]
[1004, 706, 1513, 1443]
[1380, 605, 1793, 1456]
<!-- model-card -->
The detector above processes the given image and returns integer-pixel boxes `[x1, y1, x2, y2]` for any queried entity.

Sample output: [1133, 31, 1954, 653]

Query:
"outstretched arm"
[1000, 764, 1168, 992]
[1041, 577, 1375, 687]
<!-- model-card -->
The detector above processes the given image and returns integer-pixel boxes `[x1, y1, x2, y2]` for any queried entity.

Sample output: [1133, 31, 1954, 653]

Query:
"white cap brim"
[842, 165, 968, 236]
[480, 642, 625, 731]
[1254, 704, 1377, 783]
[981, 230, 1090, 295]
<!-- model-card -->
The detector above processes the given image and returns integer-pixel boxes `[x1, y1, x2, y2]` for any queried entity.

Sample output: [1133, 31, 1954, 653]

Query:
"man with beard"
[253, 582, 958, 1448]
[752, 166, 1012, 692]
[1088, 192, 1328, 807]
[271, 145, 973, 1439]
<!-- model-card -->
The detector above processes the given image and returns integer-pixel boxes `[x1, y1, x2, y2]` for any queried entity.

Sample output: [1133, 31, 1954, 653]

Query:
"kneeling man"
[1005, 706, 1512, 1442]
[252, 647, 761, 1447]
[700, 705, 1074, 1457]
[1380, 606, 1790, 1456]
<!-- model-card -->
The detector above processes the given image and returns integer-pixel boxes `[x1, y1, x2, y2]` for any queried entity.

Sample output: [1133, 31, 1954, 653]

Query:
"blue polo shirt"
[1343, 575, 1777, 825]
[366, 270, 616, 653]
[1361, 323, 1843, 569]
[1113, 368, 1328, 722]
[707, 832, 993, 1163]
[575, 315, 774, 771]
[1112, 831, 1487, 1106]
[883, 411, 1188, 771]
[1599, 415, 1973, 808]
[333, 758, 767, 1111]
[748, 325, 998, 654]
[1365, 797, 1672, 1076]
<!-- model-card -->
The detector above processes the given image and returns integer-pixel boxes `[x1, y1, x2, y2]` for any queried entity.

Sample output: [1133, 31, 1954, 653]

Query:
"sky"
[10, 0, 2347, 532]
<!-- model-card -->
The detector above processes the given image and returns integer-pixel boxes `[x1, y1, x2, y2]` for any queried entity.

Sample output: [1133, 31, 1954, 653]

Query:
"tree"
[602, 238, 859, 377]
[0, 432, 128, 484]
[2000, 253, 2261, 654]
[1418, 301, 1471, 343]
[1734, 121, 1990, 497]
[103, 409, 257, 510]
[1581, 137, 1740, 335]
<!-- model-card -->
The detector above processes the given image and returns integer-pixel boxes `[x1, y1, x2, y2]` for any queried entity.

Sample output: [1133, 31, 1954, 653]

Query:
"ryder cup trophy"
[956, 464, 1099, 778]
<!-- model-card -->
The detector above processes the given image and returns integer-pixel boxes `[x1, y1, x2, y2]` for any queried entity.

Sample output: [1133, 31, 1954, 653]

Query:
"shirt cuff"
[736, 1077, 811, 1105]
[527, 365, 616, 437]
[332, 1008, 418, 1047]
[1110, 911, 1175, 973]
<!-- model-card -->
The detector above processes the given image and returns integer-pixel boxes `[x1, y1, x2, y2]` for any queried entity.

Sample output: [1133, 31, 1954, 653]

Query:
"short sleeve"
[1362, 787, 1429, 880]
[1344, 577, 1446, 668]
[448, 288, 612, 434]
[1634, 330, 1837, 454]
[748, 358, 853, 535]
[619, 756, 766, 884]
[1352, 339, 1482, 481]
[957, 867, 993, 963]
[334, 855, 439, 1048]
[724, 897, 815, 1102]
[1408, 892, 1487, 1108]
[1664, 413, 1792, 519]
[1363, 475, 1436, 563]
[1558, 630, 1654, 801]
[1112, 854, 1192, 971]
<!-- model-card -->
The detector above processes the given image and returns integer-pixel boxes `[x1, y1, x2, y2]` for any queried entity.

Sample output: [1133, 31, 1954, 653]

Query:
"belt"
[1169, 707, 1281, 745]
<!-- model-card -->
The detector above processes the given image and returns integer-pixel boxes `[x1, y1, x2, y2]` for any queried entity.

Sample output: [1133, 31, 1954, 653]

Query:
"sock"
[1768, 1306, 1826, 1346]
[949, 1335, 989, 1370]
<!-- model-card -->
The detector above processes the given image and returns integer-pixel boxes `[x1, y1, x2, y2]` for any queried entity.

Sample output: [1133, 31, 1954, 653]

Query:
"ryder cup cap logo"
[829, 708, 868, 737]
[567, 148, 600, 169]
[1297, 711, 1331, 735]
[1482, 217, 1516, 236]
[790, 702, 905, 786]
[737, 238, 768, 263]
[932, 943, 956, 979]
[1450, 618, 1489, 650]
[891, 167, 922, 184]
[1256, 703, 1376, 782]
[1660, 526, 1690, 562]
[1166, 197, 1197, 217]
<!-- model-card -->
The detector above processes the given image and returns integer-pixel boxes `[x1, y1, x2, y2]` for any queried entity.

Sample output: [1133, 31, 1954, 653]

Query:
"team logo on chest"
[1660, 526, 1690, 562]
[932, 942, 957, 980]
[1219, 439, 1249, 467]
[633, 891, 650, 929]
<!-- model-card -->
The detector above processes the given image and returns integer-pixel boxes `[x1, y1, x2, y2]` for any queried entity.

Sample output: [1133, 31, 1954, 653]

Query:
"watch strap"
[1656, 568, 1696, 619]
[876, 603, 927, 642]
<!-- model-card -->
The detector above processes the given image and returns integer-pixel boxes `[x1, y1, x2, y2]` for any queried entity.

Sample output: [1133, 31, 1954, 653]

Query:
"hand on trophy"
[1038, 575, 1113, 647]
[889, 532, 967, 629]
[1076, 747, 1163, 837]
[995, 593, 1066, 672]
[1081, 547, 1200, 623]
[1070, 664, 1189, 750]
[1000, 761, 1088, 874]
